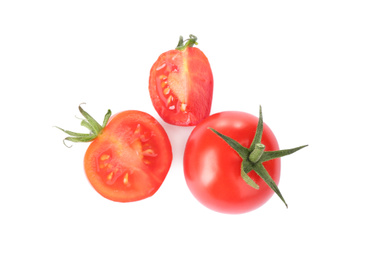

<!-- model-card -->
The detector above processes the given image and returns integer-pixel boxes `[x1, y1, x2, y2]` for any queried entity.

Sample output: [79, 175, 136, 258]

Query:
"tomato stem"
[249, 144, 265, 163]
[176, 34, 198, 51]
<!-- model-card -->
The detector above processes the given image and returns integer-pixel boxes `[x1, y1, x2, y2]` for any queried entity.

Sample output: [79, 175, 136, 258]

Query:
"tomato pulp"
[82, 110, 172, 202]
[183, 111, 281, 214]
[149, 35, 213, 126]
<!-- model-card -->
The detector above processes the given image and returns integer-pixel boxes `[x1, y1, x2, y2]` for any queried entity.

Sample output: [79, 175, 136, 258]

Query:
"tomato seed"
[99, 163, 108, 169]
[134, 124, 141, 135]
[167, 95, 173, 104]
[163, 87, 170, 95]
[159, 74, 167, 81]
[107, 172, 114, 180]
[180, 103, 187, 112]
[100, 154, 110, 161]
[123, 173, 129, 185]
[143, 159, 151, 165]
[161, 81, 167, 88]
[142, 148, 157, 157]
[156, 63, 166, 71]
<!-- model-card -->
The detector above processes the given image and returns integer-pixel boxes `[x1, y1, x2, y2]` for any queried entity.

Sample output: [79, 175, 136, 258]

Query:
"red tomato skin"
[149, 47, 213, 126]
[183, 111, 280, 214]
[84, 110, 172, 202]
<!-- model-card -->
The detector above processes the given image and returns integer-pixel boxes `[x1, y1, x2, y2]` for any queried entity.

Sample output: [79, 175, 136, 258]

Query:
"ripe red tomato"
[149, 35, 213, 126]
[184, 111, 278, 214]
[183, 109, 305, 214]
[58, 106, 172, 202]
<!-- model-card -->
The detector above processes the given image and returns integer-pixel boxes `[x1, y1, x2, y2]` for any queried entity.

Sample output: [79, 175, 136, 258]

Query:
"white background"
[1, 1, 366, 259]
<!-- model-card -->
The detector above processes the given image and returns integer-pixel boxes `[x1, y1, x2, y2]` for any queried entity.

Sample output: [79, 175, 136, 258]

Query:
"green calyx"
[55, 104, 112, 147]
[209, 106, 308, 208]
[176, 34, 198, 51]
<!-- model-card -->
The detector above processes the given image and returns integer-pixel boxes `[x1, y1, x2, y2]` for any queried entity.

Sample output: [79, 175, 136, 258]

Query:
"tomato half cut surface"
[149, 35, 213, 126]
[83, 110, 172, 202]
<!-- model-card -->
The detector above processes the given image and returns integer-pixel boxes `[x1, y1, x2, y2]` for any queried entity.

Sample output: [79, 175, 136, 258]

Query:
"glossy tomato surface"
[84, 110, 172, 202]
[149, 46, 213, 126]
[183, 111, 280, 214]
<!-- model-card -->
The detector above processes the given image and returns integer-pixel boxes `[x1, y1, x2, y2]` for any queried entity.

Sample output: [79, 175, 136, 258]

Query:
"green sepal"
[259, 145, 308, 163]
[209, 128, 249, 159]
[102, 109, 112, 128]
[241, 161, 259, 189]
[252, 163, 288, 208]
[54, 127, 93, 138]
[55, 104, 112, 147]
[176, 36, 184, 49]
[78, 105, 103, 134]
[249, 106, 264, 152]
[81, 119, 94, 133]
[209, 106, 308, 208]
[176, 34, 198, 51]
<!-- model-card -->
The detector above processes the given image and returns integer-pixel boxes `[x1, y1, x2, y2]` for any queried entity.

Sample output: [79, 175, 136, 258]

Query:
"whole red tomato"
[149, 34, 213, 126]
[57, 105, 172, 202]
[183, 108, 306, 214]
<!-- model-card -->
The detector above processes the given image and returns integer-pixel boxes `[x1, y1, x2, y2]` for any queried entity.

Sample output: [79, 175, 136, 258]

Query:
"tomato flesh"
[183, 111, 280, 214]
[149, 47, 213, 126]
[84, 110, 172, 202]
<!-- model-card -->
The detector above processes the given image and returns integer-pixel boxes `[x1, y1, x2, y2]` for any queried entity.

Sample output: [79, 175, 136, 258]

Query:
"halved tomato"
[149, 35, 214, 126]
[57, 106, 172, 202]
